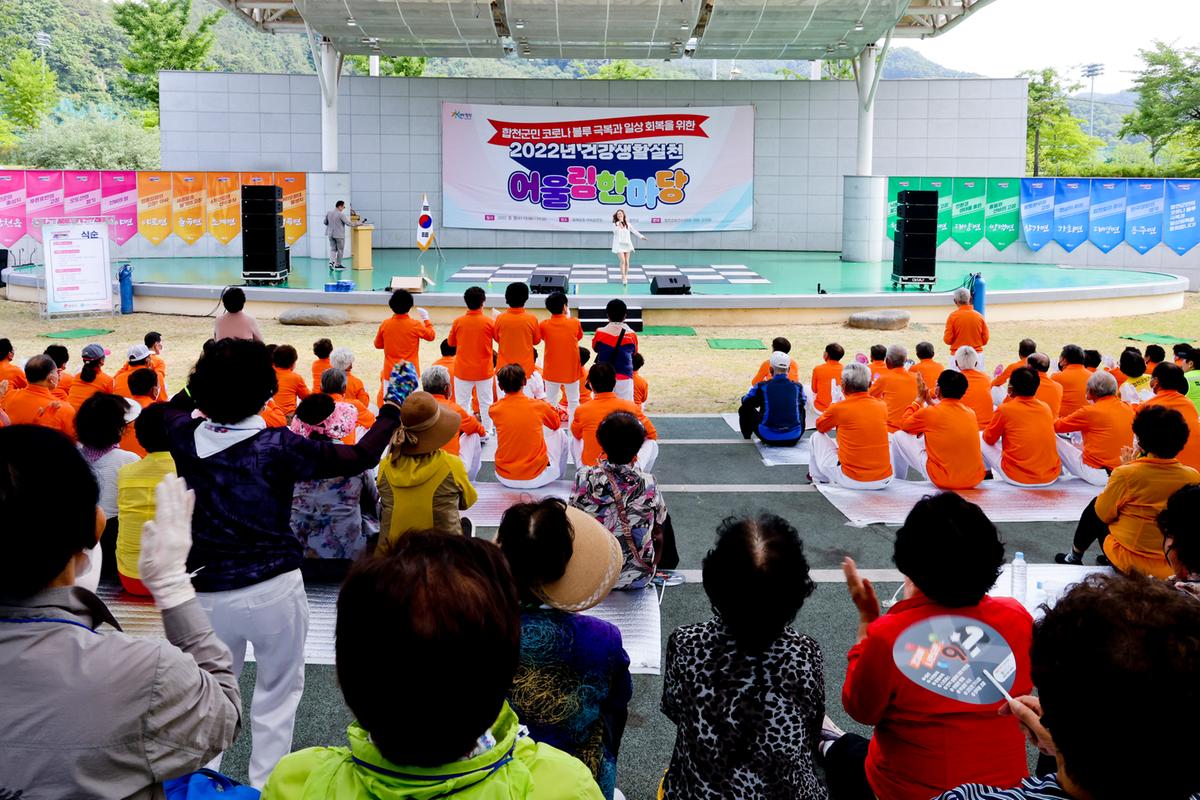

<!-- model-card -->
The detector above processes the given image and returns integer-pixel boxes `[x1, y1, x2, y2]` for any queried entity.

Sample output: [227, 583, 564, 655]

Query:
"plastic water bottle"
[1011, 552, 1027, 604]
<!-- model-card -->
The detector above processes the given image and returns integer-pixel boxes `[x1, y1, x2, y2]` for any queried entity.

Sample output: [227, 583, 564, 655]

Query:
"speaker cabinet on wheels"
[240, 184, 289, 285]
[892, 190, 938, 291]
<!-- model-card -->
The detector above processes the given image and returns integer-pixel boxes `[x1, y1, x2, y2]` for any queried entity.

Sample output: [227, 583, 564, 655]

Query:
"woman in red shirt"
[822, 492, 1033, 800]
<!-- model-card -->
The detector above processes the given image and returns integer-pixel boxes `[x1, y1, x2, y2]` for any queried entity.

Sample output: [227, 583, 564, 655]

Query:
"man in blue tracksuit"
[738, 351, 806, 446]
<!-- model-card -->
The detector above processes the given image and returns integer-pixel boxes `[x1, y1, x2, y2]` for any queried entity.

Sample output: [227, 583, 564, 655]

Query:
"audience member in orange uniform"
[489, 364, 568, 489]
[0, 339, 27, 404]
[271, 345, 311, 417]
[321, 367, 375, 445]
[866, 344, 887, 383]
[1142, 363, 1200, 471]
[495, 282, 542, 393]
[868, 345, 919, 432]
[145, 331, 167, 384]
[5, 354, 75, 440]
[1053, 345, 1091, 418]
[422, 365, 485, 482]
[43, 344, 73, 400]
[982, 366, 1061, 487]
[631, 353, 649, 412]
[943, 286, 989, 363]
[448, 286, 498, 432]
[330, 348, 371, 409]
[539, 291, 585, 423]
[113, 345, 163, 400]
[1083, 349, 1102, 373]
[1053, 371, 1135, 486]
[809, 362, 893, 490]
[1144, 343, 1165, 375]
[810, 342, 845, 414]
[751, 337, 800, 385]
[907, 341, 942, 393]
[311, 338, 333, 392]
[374, 289, 435, 404]
[576, 347, 593, 407]
[956, 346, 995, 429]
[991, 338, 1036, 404]
[891, 369, 984, 490]
[119, 369, 160, 457]
[1025, 353, 1063, 416]
[67, 343, 114, 410]
[570, 363, 659, 472]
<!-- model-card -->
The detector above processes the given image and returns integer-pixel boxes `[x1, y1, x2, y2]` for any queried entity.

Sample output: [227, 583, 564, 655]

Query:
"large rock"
[848, 309, 910, 330]
[279, 307, 351, 326]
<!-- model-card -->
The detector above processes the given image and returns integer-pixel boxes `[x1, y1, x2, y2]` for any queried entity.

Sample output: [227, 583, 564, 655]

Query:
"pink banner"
[26, 170, 64, 243]
[63, 171, 102, 218]
[102, 171, 138, 246]
[0, 171, 26, 248]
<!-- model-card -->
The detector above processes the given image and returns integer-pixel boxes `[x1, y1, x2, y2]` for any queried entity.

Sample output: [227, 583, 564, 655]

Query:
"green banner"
[984, 178, 1021, 251]
[886, 176, 919, 240]
[951, 177, 986, 250]
[921, 177, 953, 246]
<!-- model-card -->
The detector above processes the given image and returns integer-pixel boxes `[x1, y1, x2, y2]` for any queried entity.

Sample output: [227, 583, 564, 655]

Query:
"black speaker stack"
[650, 275, 692, 295]
[891, 189, 937, 291]
[241, 185, 290, 284]
[530, 273, 569, 295]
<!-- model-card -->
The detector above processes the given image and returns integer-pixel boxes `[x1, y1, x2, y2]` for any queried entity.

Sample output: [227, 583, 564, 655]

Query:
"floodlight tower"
[34, 30, 50, 77]
[1082, 63, 1104, 137]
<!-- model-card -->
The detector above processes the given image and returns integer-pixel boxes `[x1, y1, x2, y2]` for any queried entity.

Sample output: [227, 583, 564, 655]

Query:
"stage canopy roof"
[210, 0, 998, 60]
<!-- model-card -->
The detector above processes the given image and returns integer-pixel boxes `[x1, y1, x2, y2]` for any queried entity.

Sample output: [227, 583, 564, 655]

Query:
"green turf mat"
[640, 325, 696, 336]
[1120, 332, 1193, 345]
[41, 328, 114, 339]
[707, 338, 766, 350]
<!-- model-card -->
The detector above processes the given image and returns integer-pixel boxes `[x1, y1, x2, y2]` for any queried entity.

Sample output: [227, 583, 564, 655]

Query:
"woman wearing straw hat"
[497, 498, 632, 800]
[377, 391, 478, 545]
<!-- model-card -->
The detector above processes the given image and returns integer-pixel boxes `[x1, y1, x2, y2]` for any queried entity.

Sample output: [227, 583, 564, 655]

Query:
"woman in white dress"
[611, 209, 647, 285]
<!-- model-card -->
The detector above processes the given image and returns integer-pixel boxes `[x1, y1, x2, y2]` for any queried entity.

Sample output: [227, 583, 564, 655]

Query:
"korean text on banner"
[171, 172, 207, 245]
[1088, 179, 1127, 254]
[63, 171, 102, 219]
[951, 178, 986, 250]
[276, 172, 307, 246]
[984, 178, 1020, 251]
[137, 172, 172, 245]
[886, 177, 918, 240]
[1053, 179, 1090, 253]
[26, 170, 64, 243]
[1125, 179, 1164, 255]
[43, 221, 113, 315]
[441, 103, 753, 233]
[1164, 179, 1200, 256]
[1020, 179, 1054, 251]
[920, 177, 952, 246]
[206, 172, 241, 245]
[0, 171, 27, 248]
[101, 171, 138, 246]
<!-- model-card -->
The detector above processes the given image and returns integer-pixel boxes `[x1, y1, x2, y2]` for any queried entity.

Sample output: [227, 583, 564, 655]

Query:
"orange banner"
[206, 172, 241, 244]
[276, 172, 307, 246]
[239, 171, 274, 189]
[171, 172, 206, 245]
[136, 172, 172, 245]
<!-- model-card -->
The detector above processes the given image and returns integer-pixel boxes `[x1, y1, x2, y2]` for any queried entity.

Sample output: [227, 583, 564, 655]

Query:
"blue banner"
[1164, 179, 1200, 256]
[1088, 179, 1126, 253]
[1053, 179, 1090, 252]
[1019, 178, 1055, 252]
[1125, 179, 1165, 254]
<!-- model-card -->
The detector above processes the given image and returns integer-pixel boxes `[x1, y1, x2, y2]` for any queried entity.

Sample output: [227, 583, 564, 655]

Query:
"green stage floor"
[74, 248, 1171, 296]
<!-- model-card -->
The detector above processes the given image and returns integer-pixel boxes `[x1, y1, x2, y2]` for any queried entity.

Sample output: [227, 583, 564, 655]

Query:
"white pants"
[890, 430, 931, 482]
[981, 437, 1058, 488]
[1055, 437, 1109, 486]
[545, 379, 581, 428]
[614, 379, 635, 402]
[570, 437, 660, 472]
[808, 431, 893, 490]
[497, 428, 570, 489]
[990, 385, 1008, 407]
[459, 432, 483, 483]
[197, 568, 309, 788]
[496, 377, 542, 401]
[454, 377, 494, 432]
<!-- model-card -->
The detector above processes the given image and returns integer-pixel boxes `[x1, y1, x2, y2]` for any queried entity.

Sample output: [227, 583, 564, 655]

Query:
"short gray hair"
[422, 365, 451, 396]
[320, 367, 348, 394]
[329, 347, 355, 371]
[955, 345, 979, 371]
[1087, 370, 1118, 399]
[885, 344, 907, 369]
[952, 287, 971, 306]
[842, 362, 870, 394]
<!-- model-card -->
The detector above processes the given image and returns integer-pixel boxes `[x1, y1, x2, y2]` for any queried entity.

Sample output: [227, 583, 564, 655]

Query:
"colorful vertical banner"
[0, 171, 27, 248]
[1053, 179, 1090, 252]
[239, 171, 274, 189]
[26, 170, 64, 243]
[951, 177, 986, 250]
[1125, 179, 1164, 255]
[101, 171, 138, 246]
[1087, 179, 1127, 253]
[137, 172, 173, 245]
[886, 176, 918, 240]
[1019, 178, 1055, 251]
[206, 172, 241, 245]
[276, 172, 307, 246]
[63, 171, 102, 219]
[170, 172, 207, 245]
[984, 178, 1020, 251]
[1164, 179, 1200, 256]
[920, 177, 952, 246]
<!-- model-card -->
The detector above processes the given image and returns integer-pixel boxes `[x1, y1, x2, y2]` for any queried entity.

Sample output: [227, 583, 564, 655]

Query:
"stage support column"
[311, 35, 344, 173]
[841, 176, 887, 262]
[369, 55, 380, 76]
[855, 44, 878, 177]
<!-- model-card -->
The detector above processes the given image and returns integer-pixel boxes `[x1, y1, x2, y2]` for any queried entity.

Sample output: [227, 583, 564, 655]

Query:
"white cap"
[127, 344, 152, 362]
[769, 351, 791, 371]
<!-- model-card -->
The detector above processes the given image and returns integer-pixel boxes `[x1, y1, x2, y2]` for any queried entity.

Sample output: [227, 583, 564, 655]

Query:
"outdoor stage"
[3, 248, 1187, 325]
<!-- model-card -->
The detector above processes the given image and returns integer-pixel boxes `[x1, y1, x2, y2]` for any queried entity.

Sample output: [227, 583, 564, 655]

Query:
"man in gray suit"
[324, 200, 352, 270]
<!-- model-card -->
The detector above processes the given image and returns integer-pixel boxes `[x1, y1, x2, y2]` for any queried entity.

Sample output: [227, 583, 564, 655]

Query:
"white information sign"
[43, 220, 113, 315]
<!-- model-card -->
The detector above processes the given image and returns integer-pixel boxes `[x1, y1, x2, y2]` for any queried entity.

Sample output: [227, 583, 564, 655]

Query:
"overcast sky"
[905, 0, 1200, 94]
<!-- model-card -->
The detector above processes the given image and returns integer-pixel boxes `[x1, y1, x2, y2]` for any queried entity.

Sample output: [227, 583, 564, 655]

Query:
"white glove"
[138, 474, 198, 610]
[416, 307, 430, 322]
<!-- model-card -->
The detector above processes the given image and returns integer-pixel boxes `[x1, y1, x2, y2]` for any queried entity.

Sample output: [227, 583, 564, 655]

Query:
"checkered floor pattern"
[446, 263, 770, 285]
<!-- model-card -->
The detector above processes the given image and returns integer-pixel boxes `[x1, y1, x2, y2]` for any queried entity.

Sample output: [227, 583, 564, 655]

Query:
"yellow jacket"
[377, 451, 477, 547]
[1096, 456, 1200, 578]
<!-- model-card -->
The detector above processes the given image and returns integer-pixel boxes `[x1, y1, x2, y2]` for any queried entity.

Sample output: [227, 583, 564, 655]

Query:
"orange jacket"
[5, 384, 75, 440]
[943, 306, 989, 353]
[375, 313, 436, 380]
[496, 308, 542, 377]
[261, 398, 288, 428]
[961, 369, 995, 429]
[119, 395, 154, 456]
[539, 313, 584, 384]
[633, 372, 649, 410]
[432, 393, 485, 457]
[868, 367, 918, 432]
[345, 370, 370, 409]
[0, 359, 28, 407]
[908, 359, 943, 394]
[490, 393, 561, 480]
[983, 396, 1061, 484]
[899, 398, 984, 489]
[67, 370, 114, 410]
[311, 358, 331, 392]
[815, 393, 892, 482]
[1052, 365, 1091, 418]
[272, 366, 311, 416]
[810, 361, 844, 412]
[991, 360, 1025, 388]
[1142, 391, 1200, 472]
[753, 358, 799, 385]
[1053, 395, 1135, 469]
[1032, 375, 1063, 417]
[449, 310, 497, 382]
[570, 391, 658, 467]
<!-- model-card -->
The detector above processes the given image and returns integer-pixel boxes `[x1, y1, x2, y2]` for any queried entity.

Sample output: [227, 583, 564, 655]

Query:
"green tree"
[345, 55, 426, 77]
[1033, 111, 1102, 175]
[1021, 67, 1096, 176]
[589, 60, 655, 80]
[1121, 42, 1200, 160]
[0, 49, 60, 130]
[112, 0, 222, 107]
[12, 113, 159, 168]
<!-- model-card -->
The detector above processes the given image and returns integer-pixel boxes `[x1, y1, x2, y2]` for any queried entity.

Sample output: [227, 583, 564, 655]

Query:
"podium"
[350, 224, 374, 270]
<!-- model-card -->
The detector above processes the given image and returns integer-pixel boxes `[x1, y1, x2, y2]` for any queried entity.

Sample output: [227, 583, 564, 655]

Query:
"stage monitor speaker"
[530, 273, 569, 295]
[894, 232, 937, 261]
[897, 189, 938, 206]
[242, 184, 282, 201]
[650, 275, 692, 295]
[895, 217, 937, 235]
[241, 198, 283, 214]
